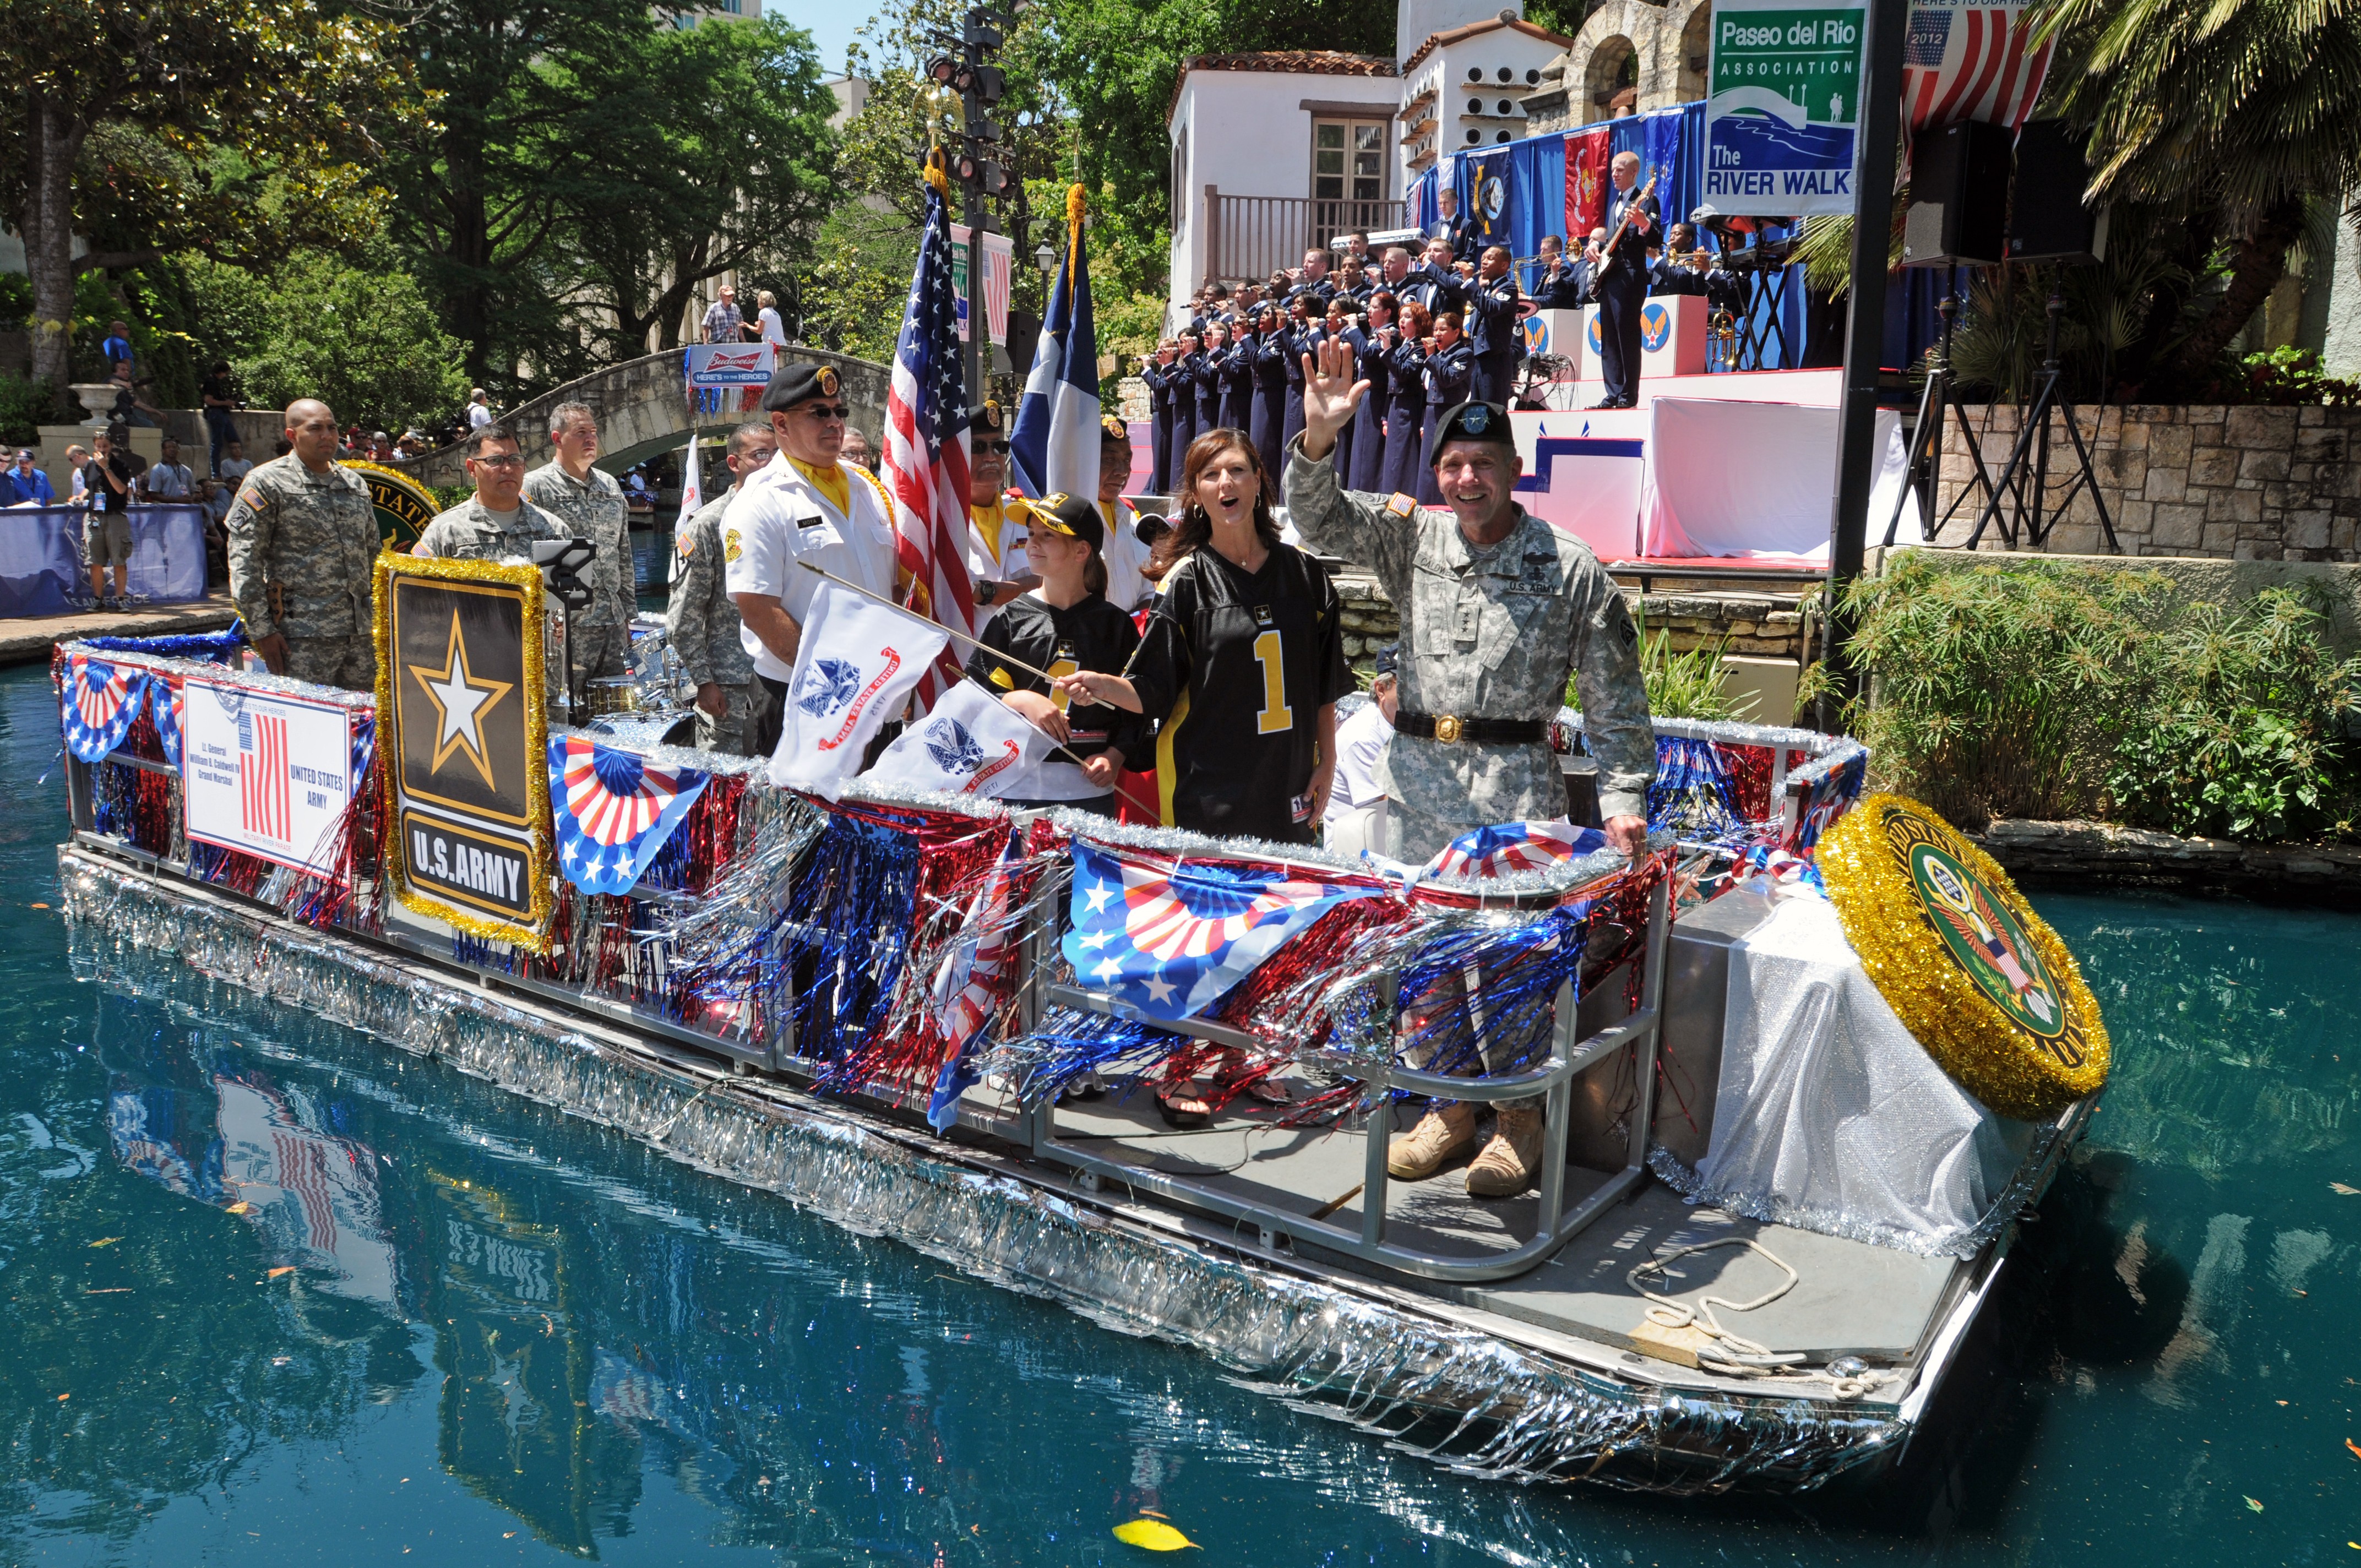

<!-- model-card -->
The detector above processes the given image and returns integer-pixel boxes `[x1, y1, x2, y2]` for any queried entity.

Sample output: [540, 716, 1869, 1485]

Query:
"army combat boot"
[1386, 1101, 1477, 1180]
[1465, 1105, 1545, 1197]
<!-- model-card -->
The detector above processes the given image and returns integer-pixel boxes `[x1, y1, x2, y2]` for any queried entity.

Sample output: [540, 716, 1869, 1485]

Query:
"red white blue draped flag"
[883, 159, 978, 707]
[1063, 842, 1375, 1021]
[1902, 1, 2054, 139]
[927, 834, 1025, 1131]
[547, 736, 711, 895]
[61, 654, 149, 763]
[1008, 186, 1101, 504]
[1422, 820, 1607, 881]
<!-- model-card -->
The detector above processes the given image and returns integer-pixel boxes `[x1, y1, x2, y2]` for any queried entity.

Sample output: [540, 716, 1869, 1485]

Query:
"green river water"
[0, 662, 2354, 1565]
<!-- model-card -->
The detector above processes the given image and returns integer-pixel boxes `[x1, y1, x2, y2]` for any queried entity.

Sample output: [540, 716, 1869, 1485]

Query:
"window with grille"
[1312, 119, 1387, 203]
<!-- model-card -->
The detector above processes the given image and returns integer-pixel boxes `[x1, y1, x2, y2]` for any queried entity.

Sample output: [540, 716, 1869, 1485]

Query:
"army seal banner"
[1818, 793, 2109, 1120]
[342, 459, 440, 552]
[373, 552, 554, 946]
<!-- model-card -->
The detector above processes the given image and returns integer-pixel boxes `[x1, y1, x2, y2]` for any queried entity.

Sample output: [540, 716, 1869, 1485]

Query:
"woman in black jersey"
[1057, 429, 1350, 846]
[962, 493, 1141, 817]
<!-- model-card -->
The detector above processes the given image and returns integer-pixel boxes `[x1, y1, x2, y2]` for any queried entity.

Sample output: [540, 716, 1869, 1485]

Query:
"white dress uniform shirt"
[723, 452, 899, 683]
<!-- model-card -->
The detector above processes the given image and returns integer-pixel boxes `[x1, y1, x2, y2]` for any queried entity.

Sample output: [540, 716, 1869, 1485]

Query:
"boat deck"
[1040, 1087, 1962, 1370]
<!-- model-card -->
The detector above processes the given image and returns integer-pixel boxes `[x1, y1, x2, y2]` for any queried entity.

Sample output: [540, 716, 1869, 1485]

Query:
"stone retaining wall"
[1968, 818, 2361, 908]
[1928, 404, 2361, 561]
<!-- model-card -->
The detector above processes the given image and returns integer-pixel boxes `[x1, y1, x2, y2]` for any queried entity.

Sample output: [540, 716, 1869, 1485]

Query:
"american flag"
[882, 166, 977, 708]
[1902, 2, 2055, 139]
[240, 709, 291, 841]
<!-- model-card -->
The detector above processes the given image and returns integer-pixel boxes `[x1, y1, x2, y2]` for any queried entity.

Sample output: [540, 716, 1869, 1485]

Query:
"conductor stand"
[1882, 270, 1998, 546]
[1963, 287, 2118, 553]
[533, 537, 597, 726]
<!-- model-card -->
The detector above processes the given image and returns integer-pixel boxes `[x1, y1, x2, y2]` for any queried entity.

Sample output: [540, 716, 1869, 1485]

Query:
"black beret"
[967, 401, 1005, 436]
[761, 361, 841, 412]
[1025, 490, 1103, 553]
[1423, 399, 1515, 468]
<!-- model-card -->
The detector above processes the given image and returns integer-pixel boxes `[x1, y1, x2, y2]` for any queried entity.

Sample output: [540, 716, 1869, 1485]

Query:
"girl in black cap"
[964, 492, 1143, 818]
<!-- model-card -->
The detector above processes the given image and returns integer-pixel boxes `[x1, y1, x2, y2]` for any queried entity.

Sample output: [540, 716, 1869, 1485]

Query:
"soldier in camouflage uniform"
[223, 398, 382, 689]
[663, 421, 775, 755]
[522, 400, 632, 690]
[411, 422, 565, 561]
[1290, 337, 1656, 1199]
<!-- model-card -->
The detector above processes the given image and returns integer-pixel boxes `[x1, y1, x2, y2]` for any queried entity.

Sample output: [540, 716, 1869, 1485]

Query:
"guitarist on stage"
[1593, 153, 1659, 410]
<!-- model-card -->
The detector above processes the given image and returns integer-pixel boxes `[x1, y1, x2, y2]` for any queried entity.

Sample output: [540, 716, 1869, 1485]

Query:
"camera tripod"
[1881, 271, 1998, 547]
[1962, 286, 2118, 552]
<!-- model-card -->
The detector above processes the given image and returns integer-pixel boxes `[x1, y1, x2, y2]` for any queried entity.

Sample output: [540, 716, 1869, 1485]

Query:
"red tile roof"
[1400, 18, 1573, 73]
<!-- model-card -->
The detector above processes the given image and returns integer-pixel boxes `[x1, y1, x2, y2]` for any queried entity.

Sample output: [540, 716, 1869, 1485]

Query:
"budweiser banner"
[683, 342, 777, 388]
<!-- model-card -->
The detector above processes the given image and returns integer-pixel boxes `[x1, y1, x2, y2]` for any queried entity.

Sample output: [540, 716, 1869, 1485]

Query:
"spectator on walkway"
[702, 285, 746, 345]
[467, 389, 496, 431]
[100, 320, 134, 374]
[141, 437, 194, 500]
[63, 444, 89, 504]
[201, 360, 240, 476]
[216, 438, 254, 489]
[106, 361, 162, 427]
[755, 290, 786, 346]
[83, 429, 137, 604]
[4, 449, 55, 505]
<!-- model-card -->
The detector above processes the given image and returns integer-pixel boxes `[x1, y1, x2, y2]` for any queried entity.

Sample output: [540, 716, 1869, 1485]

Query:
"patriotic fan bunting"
[547, 735, 711, 895]
[61, 655, 150, 763]
[1422, 820, 1607, 881]
[147, 678, 184, 768]
[1063, 841, 1377, 1022]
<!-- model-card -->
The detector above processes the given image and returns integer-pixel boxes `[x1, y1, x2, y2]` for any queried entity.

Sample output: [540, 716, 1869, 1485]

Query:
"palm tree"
[2035, 0, 2361, 386]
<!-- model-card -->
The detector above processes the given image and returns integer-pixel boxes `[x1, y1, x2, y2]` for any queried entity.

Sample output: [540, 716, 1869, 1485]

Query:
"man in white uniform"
[1324, 646, 1397, 858]
[1093, 415, 1152, 613]
[725, 361, 901, 756]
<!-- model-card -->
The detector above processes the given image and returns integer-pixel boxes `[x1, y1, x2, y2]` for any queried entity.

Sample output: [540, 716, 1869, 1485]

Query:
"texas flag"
[1062, 841, 1376, 1021]
[862, 678, 1054, 799]
[1007, 184, 1101, 504]
[770, 582, 946, 800]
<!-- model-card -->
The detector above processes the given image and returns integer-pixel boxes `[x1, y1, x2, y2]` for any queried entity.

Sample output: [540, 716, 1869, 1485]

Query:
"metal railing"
[1203, 189, 1405, 285]
[1022, 877, 1673, 1284]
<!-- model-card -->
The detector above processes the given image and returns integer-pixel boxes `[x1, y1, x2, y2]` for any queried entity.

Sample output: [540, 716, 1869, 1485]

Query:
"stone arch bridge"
[406, 346, 890, 491]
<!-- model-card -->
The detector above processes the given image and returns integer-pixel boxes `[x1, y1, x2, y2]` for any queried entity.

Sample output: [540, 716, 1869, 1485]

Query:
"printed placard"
[180, 676, 355, 879]
[375, 554, 553, 945]
[1704, 0, 1869, 216]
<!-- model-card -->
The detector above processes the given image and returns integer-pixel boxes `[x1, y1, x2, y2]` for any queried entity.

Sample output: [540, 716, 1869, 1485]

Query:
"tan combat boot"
[1386, 1101, 1478, 1180]
[1466, 1105, 1545, 1197]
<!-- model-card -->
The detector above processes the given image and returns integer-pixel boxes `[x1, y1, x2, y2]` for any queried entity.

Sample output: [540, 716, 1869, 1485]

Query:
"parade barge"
[50, 612, 2106, 1496]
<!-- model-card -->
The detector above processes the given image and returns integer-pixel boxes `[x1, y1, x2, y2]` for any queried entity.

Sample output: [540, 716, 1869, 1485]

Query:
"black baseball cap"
[1423, 399, 1515, 469]
[761, 361, 842, 411]
[1025, 491, 1104, 553]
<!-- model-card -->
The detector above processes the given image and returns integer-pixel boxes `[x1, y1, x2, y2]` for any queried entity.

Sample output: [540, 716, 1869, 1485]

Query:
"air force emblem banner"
[374, 553, 554, 945]
[769, 581, 948, 801]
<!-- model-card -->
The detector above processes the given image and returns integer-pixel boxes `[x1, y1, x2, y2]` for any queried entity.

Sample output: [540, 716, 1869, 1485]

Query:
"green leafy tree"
[550, 16, 839, 357]
[184, 248, 471, 431]
[0, 0, 414, 412]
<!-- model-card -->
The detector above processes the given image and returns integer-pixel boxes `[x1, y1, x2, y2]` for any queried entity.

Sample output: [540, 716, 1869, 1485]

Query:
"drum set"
[580, 617, 699, 749]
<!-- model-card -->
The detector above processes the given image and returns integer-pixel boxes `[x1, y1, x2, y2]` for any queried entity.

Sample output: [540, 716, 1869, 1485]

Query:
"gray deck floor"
[1045, 1086, 1961, 1364]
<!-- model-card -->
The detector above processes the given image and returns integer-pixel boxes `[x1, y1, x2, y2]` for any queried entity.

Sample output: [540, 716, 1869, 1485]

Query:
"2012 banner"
[1703, 0, 1869, 217]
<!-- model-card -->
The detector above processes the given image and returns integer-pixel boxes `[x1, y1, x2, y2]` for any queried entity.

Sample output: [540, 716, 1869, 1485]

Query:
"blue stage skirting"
[0, 505, 209, 618]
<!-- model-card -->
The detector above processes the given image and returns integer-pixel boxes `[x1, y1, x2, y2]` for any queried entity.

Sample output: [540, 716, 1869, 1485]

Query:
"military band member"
[725, 361, 900, 756]
[1287, 336, 1656, 1198]
[522, 401, 632, 685]
[664, 421, 775, 755]
[222, 398, 381, 689]
[1465, 245, 1525, 406]
[412, 423, 565, 562]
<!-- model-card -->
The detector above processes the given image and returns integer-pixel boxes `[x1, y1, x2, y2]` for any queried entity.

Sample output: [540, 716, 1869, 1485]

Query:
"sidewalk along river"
[0, 660, 2354, 1566]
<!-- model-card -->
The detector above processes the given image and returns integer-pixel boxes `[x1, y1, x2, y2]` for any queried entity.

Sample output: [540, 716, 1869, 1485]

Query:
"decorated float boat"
[47, 556, 2110, 1495]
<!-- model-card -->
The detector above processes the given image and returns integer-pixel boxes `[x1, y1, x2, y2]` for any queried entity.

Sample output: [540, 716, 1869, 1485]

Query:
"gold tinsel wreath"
[1818, 794, 2110, 1120]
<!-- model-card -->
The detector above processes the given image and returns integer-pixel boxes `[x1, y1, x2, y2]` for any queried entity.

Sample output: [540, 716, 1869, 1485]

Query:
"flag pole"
[795, 563, 1164, 820]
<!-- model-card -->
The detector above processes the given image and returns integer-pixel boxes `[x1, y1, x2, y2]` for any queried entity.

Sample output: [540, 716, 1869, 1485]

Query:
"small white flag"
[863, 679, 1056, 799]
[769, 583, 946, 800]
[668, 437, 703, 587]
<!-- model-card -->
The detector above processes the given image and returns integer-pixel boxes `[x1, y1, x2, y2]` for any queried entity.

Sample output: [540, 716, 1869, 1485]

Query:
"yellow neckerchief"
[788, 456, 850, 518]
[971, 494, 1016, 563]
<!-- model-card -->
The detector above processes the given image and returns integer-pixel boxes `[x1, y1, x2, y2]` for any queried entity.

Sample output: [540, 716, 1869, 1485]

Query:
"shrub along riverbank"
[1816, 556, 2361, 845]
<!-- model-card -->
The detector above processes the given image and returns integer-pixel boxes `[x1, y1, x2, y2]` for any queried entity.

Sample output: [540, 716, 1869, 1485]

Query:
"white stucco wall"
[1402, 31, 1568, 187]
[2324, 210, 2361, 382]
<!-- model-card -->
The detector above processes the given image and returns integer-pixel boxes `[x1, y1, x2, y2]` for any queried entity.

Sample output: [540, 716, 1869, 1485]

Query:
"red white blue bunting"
[1422, 820, 1607, 880]
[62, 655, 149, 763]
[547, 735, 710, 895]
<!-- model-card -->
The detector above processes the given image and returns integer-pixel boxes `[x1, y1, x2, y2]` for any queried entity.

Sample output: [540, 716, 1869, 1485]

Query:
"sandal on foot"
[1156, 1088, 1211, 1129]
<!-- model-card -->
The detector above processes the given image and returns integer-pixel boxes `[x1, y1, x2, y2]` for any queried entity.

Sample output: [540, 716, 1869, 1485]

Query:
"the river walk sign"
[1704, 0, 1869, 216]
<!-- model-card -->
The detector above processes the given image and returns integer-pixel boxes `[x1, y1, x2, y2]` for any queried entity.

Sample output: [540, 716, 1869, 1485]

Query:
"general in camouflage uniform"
[522, 401, 632, 689]
[222, 448, 382, 690]
[663, 491, 761, 755]
[1288, 366, 1656, 1200]
[412, 496, 564, 561]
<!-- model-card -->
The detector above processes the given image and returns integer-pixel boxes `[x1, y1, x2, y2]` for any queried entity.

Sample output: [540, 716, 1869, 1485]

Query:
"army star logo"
[409, 611, 514, 787]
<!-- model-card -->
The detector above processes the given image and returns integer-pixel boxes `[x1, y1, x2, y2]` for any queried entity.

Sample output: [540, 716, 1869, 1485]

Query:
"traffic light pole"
[1817, 0, 1909, 729]
[933, 7, 1011, 411]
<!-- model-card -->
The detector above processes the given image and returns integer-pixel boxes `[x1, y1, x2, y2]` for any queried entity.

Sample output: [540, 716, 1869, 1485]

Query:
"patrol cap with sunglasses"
[1421, 398, 1516, 470]
[761, 361, 844, 413]
[1024, 491, 1104, 554]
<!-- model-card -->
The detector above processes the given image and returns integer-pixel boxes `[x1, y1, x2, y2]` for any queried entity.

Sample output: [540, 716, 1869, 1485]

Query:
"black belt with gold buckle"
[1394, 711, 1548, 745]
